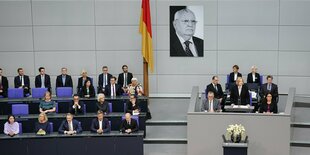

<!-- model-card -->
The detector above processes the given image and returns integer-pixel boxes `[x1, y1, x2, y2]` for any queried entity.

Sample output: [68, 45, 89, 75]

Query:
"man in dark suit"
[117, 65, 133, 89]
[247, 66, 261, 86]
[56, 67, 73, 88]
[260, 75, 279, 103]
[105, 77, 123, 97]
[170, 8, 203, 57]
[58, 113, 82, 134]
[90, 110, 110, 134]
[69, 94, 84, 115]
[230, 78, 250, 105]
[206, 76, 224, 102]
[0, 68, 9, 97]
[35, 67, 51, 92]
[229, 65, 242, 83]
[14, 68, 31, 96]
[201, 91, 221, 112]
[98, 66, 113, 93]
[120, 113, 138, 133]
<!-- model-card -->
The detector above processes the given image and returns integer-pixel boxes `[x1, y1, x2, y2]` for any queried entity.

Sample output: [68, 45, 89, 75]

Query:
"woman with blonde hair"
[35, 113, 51, 135]
[39, 91, 56, 114]
[77, 69, 92, 93]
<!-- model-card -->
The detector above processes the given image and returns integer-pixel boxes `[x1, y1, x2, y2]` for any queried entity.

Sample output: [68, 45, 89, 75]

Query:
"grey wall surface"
[0, 0, 309, 96]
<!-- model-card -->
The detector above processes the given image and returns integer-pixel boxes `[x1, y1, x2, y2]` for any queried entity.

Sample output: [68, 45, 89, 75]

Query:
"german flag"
[139, 0, 154, 72]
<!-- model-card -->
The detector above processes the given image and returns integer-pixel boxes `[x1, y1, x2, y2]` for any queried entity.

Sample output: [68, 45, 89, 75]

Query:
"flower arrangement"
[225, 124, 246, 143]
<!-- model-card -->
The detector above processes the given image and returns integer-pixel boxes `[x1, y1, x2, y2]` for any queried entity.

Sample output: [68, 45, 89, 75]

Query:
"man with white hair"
[170, 8, 203, 57]
[247, 65, 261, 85]
[128, 78, 144, 96]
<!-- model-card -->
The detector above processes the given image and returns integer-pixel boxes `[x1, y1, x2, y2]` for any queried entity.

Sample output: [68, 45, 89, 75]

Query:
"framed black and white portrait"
[170, 6, 204, 57]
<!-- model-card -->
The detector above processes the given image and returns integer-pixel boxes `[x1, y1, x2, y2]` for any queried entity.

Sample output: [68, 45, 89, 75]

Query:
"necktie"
[184, 41, 194, 56]
[103, 74, 107, 87]
[124, 73, 127, 87]
[112, 85, 115, 97]
[210, 101, 213, 111]
[268, 84, 271, 91]
[21, 76, 24, 86]
[62, 75, 66, 86]
[69, 122, 73, 131]
[214, 84, 218, 92]
[41, 75, 45, 88]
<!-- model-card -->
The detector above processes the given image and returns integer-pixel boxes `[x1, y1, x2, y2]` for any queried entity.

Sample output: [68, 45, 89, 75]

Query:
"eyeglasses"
[180, 20, 197, 25]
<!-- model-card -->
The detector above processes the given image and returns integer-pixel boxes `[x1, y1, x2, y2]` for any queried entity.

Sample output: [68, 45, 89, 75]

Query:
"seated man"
[56, 67, 73, 88]
[201, 91, 220, 112]
[58, 113, 82, 135]
[69, 94, 84, 115]
[260, 75, 279, 103]
[35, 67, 51, 92]
[230, 78, 250, 106]
[14, 68, 31, 96]
[0, 68, 9, 97]
[104, 77, 123, 97]
[98, 66, 112, 94]
[206, 76, 224, 103]
[90, 110, 110, 134]
[120, 113, 138, 134]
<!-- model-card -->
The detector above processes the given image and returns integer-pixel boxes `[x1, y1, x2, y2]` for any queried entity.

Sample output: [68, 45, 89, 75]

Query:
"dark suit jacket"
[96, 101, 110, 113]
[247, 73, 261, 85]
[90, 118, 110, 133]
[104, 84, 123, 96]
[117, 72, 133, 87]
[125, 100, 140, 114]
[206, 83, 224, 99]
[14, 75, 31, 95]
[69, 101, 84, 115]
[98, 73, 113, 89]
[56, 75, 73, 88]
[77, 76, 92, 91]
[58, 119, 82, 134]
[35, 74, 51, 91]
[79, 86, 95, 98]
[230, 85, 250, 105]
[0, 76, 9, 97]
[120, 118, 138, 133]
[170, 35, 204, 57]
[229, 72, 242, 83]
[259, 101, 278, 113]
[260, 83, 279, 103]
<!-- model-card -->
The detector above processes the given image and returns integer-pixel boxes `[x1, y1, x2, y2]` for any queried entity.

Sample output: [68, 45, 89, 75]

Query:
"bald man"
[170, 8, 203, 57]
[120, 113, 139, 133]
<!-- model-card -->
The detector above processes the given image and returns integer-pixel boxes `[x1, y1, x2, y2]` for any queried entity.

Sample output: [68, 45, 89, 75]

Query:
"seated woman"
[259, 93, 278, 114]
[39, 91, 56, 114]
[96, 93, 110, 114]
[77, 69, 92, 94]
[230, 78, 250, 105]
[3, 115, 19, 136]
[35, 113, 51, 135]
[229, 65, 242, 83]
[127, 78, 144, 96]
[246, 65, 261, 85]
[126, 95, 140, 115]
[80, 79, 95, 98]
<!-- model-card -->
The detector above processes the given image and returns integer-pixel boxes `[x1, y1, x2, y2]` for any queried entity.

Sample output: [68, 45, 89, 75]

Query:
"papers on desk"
[132, 111, 140, 115]
[249, 91, 257, 99]
[232, 105, 249, 109]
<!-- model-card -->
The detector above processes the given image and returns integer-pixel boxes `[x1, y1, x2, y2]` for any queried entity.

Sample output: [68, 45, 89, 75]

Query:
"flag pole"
[143, 58, 149, 97]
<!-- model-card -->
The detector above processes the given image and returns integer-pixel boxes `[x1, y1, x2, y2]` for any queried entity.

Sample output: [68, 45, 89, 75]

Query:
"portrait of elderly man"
[170, 7, 204, 57]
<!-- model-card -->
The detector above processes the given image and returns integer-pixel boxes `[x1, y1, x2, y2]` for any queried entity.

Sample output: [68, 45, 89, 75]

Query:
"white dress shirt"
[176, 33, 198, 57]
[234, 73, 238, 81]
[252, 74, 256, 82]
[99, 120, 103, 130]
